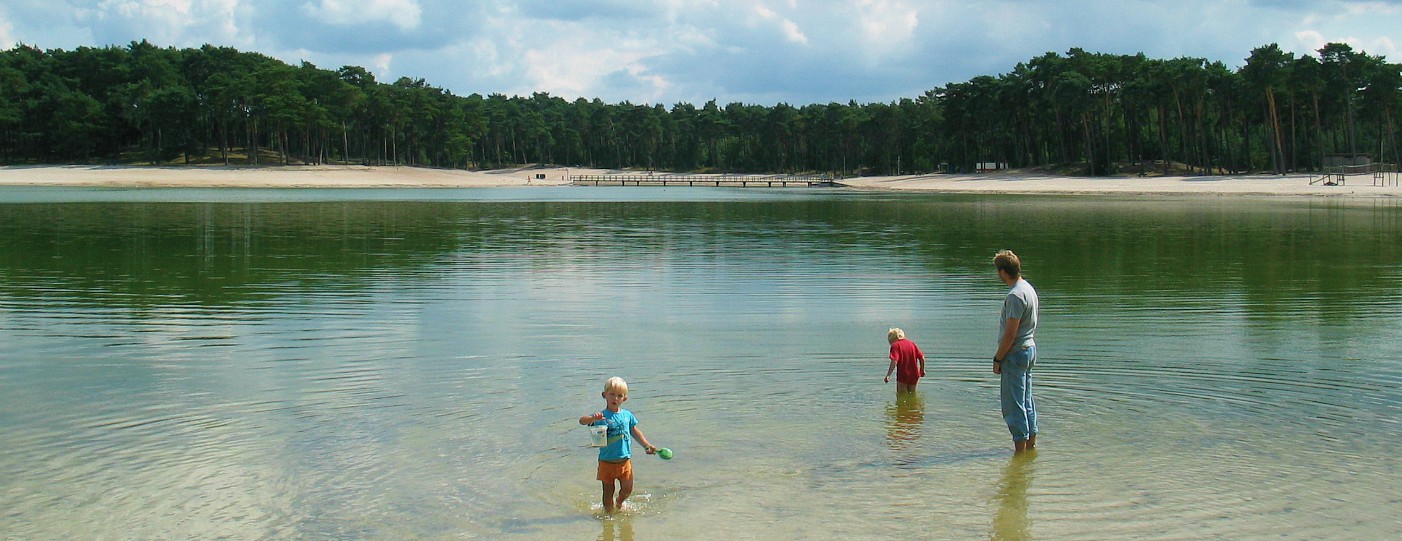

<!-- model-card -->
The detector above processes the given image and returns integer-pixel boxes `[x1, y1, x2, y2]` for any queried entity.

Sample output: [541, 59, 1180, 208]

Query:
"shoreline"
[0, 164, 578, 189]
[838, 171, 1400, 198]
[0, 164, 1398, 198]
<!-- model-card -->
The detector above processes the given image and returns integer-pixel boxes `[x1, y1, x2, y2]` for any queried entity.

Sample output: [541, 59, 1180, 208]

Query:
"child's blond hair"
[603, 376, 629, 396]
[887, 328, 906, 342]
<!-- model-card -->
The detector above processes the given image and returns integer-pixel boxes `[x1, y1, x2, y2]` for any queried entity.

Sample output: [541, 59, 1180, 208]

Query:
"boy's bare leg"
[615, 479, 634, 510]
[602, 482, 617, 514]
[1013, 439, 1029, 453]
[1026, 435, 1036, 449]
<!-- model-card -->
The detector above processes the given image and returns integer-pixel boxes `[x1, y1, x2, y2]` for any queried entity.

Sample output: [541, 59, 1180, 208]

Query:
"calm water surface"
[1, 187, 1400, 539]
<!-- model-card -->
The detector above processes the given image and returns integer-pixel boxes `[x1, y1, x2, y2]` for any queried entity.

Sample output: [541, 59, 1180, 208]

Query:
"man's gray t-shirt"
[1000, 278, 1038, 348]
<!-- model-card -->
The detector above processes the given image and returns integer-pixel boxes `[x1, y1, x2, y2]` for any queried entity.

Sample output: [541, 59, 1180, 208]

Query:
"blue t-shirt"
[593, 409, 638, 461]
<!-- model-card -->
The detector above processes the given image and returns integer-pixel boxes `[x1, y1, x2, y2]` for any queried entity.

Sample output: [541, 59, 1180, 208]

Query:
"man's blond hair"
[994, 249, 1022, 279]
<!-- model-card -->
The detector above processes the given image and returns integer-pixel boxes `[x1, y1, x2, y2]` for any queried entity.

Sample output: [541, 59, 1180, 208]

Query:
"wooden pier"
[570, 173, 839, 188]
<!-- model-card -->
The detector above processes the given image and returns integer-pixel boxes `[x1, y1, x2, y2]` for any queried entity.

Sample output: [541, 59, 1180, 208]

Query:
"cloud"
[80, 0, 245, 47]
[1282, 0, 1402, 59]
[509, 0, 660, 22]
[520, 32, 672, 102]
[300, 0, 423, 31]
[245, 0, 463, 56]
[1343, 2, 1402, 15]
[370, 53, 393, 77]
[1294, 29, 1399, 59]
[0, 13, 14, 49]
[4, 0, 1401, 107]
[854, 0, 918, 48]
[1295, 29, 1329, 52]
[753, 5, 808, 45]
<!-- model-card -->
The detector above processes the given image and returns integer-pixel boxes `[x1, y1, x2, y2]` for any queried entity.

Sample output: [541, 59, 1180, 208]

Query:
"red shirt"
[889, 338, 925, 384]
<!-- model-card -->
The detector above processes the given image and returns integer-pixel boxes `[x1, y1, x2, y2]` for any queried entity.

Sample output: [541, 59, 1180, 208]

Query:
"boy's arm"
[884, 358, 897, 382]
[579, 412, 603, 425]
[919, 355, 926, 377]
[631, 426, 656, 454]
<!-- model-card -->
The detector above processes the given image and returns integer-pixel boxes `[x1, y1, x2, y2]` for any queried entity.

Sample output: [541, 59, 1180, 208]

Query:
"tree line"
[1, 40, 1398, 176]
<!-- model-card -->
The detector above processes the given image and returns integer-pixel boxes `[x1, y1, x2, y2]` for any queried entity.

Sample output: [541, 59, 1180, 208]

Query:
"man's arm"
[994, 317, 1020, 374]
[995, 317, 1021, 360]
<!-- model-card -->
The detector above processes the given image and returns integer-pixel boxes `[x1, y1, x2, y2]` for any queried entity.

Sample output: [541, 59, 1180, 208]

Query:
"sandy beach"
[0, 165, 1398, 197]
[0, 164, 581, 188]
[839, 171, 1401, 197]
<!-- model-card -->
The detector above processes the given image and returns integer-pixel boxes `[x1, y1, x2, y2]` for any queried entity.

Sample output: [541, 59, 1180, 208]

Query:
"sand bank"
[1, 165, 1398, 197]
[0, 165, 581, 188]
[839, 171, 1402, 197]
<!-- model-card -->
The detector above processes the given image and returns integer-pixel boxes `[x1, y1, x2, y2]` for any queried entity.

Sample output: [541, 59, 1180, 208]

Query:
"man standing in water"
[993, 249, 1039, 453]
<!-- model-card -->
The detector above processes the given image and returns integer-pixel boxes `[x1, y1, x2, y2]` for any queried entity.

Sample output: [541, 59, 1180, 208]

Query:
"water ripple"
[2, 193, 1400, 539]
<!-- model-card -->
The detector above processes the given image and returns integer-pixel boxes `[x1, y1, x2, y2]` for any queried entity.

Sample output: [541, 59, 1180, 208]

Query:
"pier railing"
[1311, 163, 1400, 187]
[570, 173, 838, 187]
[1375, 164, 1399, 187]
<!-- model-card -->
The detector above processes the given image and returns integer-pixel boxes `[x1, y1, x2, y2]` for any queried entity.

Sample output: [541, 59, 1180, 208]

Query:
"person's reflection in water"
[599, 515, 634, 541]
[884, 391, 925, 463]
[991, 450, 1036, 541]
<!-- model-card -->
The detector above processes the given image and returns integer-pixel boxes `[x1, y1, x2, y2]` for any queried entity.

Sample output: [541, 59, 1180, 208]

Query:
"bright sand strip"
[840, 171, 1402, 197]
[0, 165, 1399, 197]
[0, 165, 582, 188]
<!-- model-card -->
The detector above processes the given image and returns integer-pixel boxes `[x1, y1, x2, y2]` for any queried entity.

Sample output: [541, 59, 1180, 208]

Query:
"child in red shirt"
[884, 327, 926, 393]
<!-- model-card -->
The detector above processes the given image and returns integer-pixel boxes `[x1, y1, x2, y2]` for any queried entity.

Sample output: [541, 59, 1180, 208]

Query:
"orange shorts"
[596, 459, 633, 483]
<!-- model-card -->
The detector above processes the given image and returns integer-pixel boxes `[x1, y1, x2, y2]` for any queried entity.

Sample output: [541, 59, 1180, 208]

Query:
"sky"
[2, 0, 1399, 107]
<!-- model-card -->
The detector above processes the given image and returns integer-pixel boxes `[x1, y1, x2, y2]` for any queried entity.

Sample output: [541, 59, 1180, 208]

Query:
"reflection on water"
[0, 188, 1400, 539]
[598, 516, 635, 541]
[884, 392, 925, 460]
[992, 451, 1035, 541]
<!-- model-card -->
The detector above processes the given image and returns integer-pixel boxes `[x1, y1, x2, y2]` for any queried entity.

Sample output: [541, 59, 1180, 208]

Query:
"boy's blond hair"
[603, 376, 629, 396]
[887, 328, 906, 342]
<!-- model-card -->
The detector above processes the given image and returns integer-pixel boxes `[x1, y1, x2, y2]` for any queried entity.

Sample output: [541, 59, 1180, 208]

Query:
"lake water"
[1, 187, 1399, 539]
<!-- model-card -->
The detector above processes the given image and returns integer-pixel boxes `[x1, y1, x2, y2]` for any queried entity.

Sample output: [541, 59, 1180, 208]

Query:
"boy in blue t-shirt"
[579, 377, 659, 513]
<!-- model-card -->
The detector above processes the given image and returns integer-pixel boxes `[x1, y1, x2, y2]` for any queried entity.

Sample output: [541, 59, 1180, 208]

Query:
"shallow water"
[1, 187, 1399, 539]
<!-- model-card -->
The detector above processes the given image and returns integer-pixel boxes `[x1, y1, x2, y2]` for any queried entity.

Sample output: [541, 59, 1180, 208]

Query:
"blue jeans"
[1000, 345, 1038, 442]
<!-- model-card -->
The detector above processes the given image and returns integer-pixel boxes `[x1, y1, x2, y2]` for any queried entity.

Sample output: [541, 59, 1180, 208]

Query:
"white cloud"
[79, 0, 246, 48]
[1289, 0, 1402, 59]
[855, 0, 917, 46]
[752, 4, 808, 45]
[5, 0, 1402, 106]
[100, 0, 194, 18]
[1373, 35, 1398, 57]
[92, 0, 194, 44]
[779, 18, 808, 45]
[300, 0, 422, 31]
[1294, 30, 1399, 59]
[0, 13, 14, 49]
[370, 52, 393, 78]
[669, 23, 720, 52]
[516, 23, 674, 102]
[1294, 29, 1329, 52]
[1342, 2, 1402, 16]
[468, 37, 509, 79]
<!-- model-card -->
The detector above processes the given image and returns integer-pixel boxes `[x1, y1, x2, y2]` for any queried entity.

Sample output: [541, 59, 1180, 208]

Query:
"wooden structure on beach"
[570, 173, 839, 188]
[1376, 165, 1400, 187]
[1311, 163, 1399, 187]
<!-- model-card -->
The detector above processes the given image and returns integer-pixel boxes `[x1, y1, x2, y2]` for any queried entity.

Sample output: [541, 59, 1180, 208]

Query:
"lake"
[1, 187, 1399, 539]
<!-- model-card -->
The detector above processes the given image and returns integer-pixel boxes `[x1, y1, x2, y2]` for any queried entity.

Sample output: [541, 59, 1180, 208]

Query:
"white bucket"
[589, 424, 608, 447]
